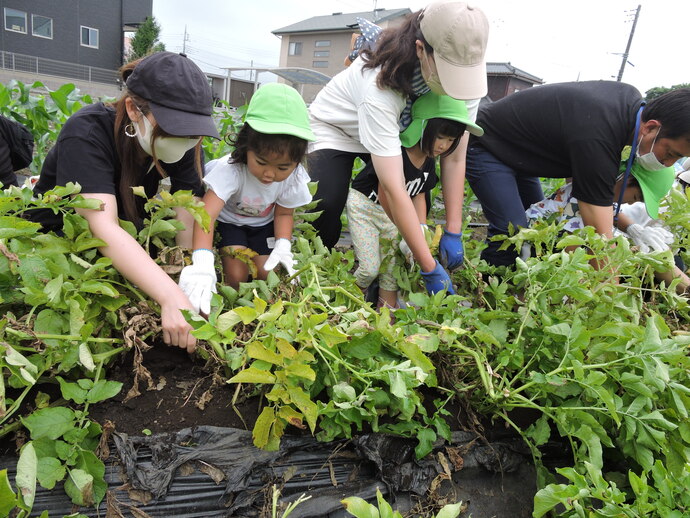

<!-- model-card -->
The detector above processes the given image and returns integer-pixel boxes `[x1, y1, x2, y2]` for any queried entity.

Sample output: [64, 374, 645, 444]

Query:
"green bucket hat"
[400, 91, 484, 148]
[245, 83, 315, 141]
[629, 163, 676, 218]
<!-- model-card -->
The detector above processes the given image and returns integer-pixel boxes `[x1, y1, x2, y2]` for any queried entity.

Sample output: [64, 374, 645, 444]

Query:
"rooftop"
[487, 62, 543, 84]
[272, 8, 411, 35]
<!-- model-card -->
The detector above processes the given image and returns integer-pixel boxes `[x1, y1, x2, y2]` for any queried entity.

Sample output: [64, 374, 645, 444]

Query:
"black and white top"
[32, 102, 204, 230]
[471, 81, 643, 207]
[351, 148, 437, 204]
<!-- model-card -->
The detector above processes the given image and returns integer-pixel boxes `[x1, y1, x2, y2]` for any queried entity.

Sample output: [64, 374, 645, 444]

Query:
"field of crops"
[1, 80, 690, 517]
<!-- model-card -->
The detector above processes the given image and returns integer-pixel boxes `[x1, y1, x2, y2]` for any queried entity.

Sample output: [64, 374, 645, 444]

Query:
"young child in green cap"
[178, 83, 315, 313]
[346, 91, 483, 309]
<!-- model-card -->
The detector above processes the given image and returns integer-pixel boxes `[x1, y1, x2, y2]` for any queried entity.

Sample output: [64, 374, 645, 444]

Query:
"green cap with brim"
[400, 91, 483, 148]
[630, 163, 676, 218]
[245, 83, 315, 141]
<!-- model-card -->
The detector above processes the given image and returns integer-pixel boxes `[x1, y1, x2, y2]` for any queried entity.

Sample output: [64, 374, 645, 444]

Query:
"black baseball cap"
[126, 52, 220, 139]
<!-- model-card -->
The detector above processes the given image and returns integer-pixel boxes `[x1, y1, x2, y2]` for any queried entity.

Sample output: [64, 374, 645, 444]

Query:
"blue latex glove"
[439, 230, 464, 270]
[420, 260, 455, 295]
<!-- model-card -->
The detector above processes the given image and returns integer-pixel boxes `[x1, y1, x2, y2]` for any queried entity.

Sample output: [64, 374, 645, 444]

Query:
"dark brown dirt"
[88, 344, 261, 436]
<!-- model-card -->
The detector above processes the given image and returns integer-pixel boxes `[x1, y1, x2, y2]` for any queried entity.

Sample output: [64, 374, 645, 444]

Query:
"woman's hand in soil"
[161, 298, 197, 353]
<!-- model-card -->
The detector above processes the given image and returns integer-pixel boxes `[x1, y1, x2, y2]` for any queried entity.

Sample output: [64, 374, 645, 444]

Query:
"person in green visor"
[178, 83, 315, 312]
[526, 163, 689, 294]
[346, 92, 483, 307]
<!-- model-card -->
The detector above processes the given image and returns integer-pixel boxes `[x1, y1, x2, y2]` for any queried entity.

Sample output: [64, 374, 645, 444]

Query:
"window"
[4, 8, 26, 33]
[314, 40, 330, 47]
[314, 50, 329, 57]
[80, 26, 99, 48]
[32, 15, 53, 39]
[288, 42, 302, 56]
[312, 61, 328, 68]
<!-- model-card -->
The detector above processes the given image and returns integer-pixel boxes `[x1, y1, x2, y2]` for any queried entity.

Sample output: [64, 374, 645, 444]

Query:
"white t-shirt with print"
[204, 156, 312, 227]
[308, 57, 480, 157]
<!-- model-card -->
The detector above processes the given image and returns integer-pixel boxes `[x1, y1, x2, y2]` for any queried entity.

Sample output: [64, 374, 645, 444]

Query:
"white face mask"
[422, 50, 446, 96]
[135, 111, 200, 164]
[636, 126, 666, 171]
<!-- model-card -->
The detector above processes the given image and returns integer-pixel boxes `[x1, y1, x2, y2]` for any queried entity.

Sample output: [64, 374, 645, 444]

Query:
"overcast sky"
[152, 0, 687, 95]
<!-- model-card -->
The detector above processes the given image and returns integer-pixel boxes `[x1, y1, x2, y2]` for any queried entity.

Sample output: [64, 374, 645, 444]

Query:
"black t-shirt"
[31, 102, 204, 230]
[470, 81, 642, 207]
[351, 148, 438, 203]
[0, 133, 17, 187]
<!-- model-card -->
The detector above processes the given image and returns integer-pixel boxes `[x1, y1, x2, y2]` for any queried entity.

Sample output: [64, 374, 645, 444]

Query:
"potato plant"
[1, 81, 690, 517]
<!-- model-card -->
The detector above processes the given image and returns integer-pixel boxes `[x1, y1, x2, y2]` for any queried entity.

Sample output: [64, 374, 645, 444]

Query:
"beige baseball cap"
[420, 1, 489, 100]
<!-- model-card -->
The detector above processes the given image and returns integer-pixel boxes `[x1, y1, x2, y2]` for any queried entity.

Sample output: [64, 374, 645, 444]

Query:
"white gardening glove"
[178, 249, 217, 315]
[264, 238, 297, 277]
[399, 224, 428, 265]
[650, 226, 674, 245]
[626, 223, 670, 253]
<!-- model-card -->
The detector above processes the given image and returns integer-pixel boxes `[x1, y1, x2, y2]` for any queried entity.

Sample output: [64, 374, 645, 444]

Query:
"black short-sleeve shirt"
[351, 148, 437, 203]
[31, 102, 204, 230]
[470, 81, 642, 207]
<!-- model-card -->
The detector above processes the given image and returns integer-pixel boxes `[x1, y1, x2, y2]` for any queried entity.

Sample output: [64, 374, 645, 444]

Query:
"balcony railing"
[0, 50, 119, 85]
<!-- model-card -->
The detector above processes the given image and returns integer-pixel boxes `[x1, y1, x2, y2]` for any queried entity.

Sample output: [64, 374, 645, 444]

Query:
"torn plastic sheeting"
[1, 426, 534, 517]
[111, 426, 531, 513]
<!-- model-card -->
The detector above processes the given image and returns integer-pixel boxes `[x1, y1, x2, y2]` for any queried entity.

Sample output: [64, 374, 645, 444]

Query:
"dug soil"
[88, 344, 262, 436]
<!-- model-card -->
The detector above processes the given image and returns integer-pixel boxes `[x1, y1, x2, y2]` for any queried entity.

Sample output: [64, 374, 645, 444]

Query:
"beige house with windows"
[272, 8, 411, 103]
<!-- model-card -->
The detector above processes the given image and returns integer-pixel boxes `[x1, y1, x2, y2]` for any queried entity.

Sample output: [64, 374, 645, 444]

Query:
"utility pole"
[182, 25, 188, 54]
[616, 4, 641, 82]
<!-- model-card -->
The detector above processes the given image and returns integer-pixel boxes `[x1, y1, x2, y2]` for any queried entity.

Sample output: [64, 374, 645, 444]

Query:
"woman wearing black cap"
[30, 52, 220, 353]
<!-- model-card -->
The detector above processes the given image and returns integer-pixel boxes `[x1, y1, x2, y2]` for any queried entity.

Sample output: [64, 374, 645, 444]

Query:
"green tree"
[127, 16, 166, 62]
[645, 83, 690, 100]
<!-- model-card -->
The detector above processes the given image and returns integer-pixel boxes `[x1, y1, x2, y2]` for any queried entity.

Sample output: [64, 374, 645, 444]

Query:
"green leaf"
[532, 483, 574, 518]
[415, 428, 436, 459]
[526, 415, 551, 447]
[216, 309, 243, 333]
[234, 306, 258, 324]
[289, 386, 318, 432]
[16, 442, 37, 509]
[17, 255, 51, 289]
[228, 367, 276, 384]
[57, 376, 88, 404]
[253, 406, 276, 450]
[435, 502, 464, 518]
[341, 496, 380, 518]
[86, 380, 123, 404]
[344, 333, 382, 360]
[246, 341, 283, 365]
[64, 468, 94, 506]
[0, 469, 18, 516]
[284, 362, 316, 381]
[34, 308, 68, 337]
[22, 407, 76, 440]
[36, 456, 65, 490]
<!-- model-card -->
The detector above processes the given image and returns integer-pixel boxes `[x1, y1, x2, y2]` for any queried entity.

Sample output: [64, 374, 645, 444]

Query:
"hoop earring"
[124, 122, 137, 138]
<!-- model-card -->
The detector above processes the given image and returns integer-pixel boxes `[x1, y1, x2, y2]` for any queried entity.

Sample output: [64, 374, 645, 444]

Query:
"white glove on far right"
[178, 249, 217, 315]
[626, 224, 671, 253]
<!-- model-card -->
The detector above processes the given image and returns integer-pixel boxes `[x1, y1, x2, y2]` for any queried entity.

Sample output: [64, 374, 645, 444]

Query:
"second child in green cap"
[178, 83, 315, 314]
[346, 92, 483, 308]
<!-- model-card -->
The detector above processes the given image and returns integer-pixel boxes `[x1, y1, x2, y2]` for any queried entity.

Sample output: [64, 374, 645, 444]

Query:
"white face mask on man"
[135, 109, 200, 164]
[636, 125, 666, 171]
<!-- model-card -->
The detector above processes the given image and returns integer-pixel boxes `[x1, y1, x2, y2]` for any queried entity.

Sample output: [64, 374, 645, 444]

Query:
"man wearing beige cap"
[308, 1, 488, 295]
